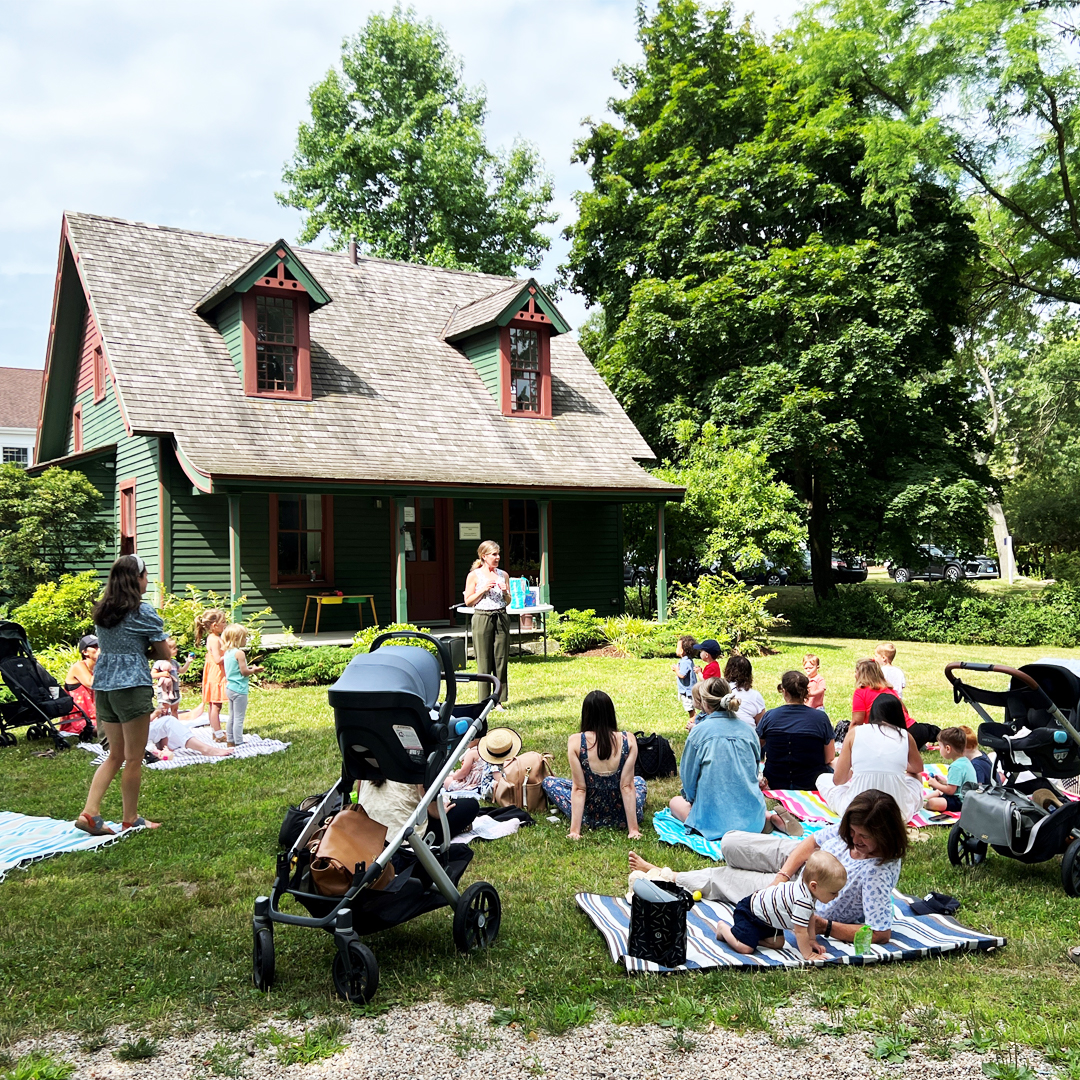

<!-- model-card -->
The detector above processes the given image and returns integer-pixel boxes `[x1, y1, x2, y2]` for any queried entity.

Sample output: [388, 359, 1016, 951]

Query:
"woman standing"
[463, 541, 510, 708]
[74, 554, 170, 835]
[542, 690, 646, 840]
[817, 693, 924, 822]
[758, 670, 835, 790]
[630, 788, 908, 945]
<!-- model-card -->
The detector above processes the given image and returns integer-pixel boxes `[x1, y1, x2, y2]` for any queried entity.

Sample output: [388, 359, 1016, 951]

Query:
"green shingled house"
[33, 213, 681, 633]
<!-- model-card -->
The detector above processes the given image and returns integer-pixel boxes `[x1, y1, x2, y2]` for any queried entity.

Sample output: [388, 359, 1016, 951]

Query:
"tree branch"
[1043, 81, 1080, 242]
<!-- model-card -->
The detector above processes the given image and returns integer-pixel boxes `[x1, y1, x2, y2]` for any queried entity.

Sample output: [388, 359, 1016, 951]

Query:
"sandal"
[74, 812, 114, 837]
[122, 816, 161, 831]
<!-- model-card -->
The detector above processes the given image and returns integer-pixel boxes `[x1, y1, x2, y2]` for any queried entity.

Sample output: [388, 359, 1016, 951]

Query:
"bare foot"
[628, 851, 657, 873]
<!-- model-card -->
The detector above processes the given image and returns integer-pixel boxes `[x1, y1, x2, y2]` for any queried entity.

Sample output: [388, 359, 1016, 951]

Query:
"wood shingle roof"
[61, 212, 676, 496]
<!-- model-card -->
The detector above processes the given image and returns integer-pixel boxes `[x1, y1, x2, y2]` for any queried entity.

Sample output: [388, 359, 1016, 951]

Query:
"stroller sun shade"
[328, 646, 448, 787]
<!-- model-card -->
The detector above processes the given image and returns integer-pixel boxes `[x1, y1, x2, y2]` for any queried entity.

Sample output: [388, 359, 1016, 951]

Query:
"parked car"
[734, 560, 789, 587]
[831, 552, 868, 583]
[888, 545, 998, 584]
[623, 563, 650, 588]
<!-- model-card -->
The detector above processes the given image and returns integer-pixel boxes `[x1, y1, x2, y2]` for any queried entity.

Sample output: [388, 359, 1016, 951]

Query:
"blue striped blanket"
[576, 890, 1004, 971]
[0, 811, 132, 884]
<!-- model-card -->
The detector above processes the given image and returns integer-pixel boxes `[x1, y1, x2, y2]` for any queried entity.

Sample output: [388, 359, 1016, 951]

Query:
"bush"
[783, 580, 1080, 648]
[352, 623, 435, 653]
[668, 574, 781, 656]
[550, 609, 606, 653]
[35, 644, 80, 684]
[9, 572, 100, 648]
[260, 645, 363, 686]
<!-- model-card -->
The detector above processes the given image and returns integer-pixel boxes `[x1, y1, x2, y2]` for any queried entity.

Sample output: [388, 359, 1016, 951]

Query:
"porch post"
[657, 502, 668, 623]
[228, 494, 242, 619]
[538, 499, 551, 605]
[393, 498, 408, 623]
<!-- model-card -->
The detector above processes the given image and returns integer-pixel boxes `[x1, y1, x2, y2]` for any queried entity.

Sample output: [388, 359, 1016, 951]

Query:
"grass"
[1, 637, 1080, 1048]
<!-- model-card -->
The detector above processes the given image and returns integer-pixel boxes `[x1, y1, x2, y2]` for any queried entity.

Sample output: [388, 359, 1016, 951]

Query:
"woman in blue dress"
[543, 690, 647, 839]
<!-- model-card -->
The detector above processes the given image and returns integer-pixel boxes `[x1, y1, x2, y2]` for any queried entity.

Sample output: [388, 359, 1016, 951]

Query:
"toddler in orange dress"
[197, 608, 228, 741]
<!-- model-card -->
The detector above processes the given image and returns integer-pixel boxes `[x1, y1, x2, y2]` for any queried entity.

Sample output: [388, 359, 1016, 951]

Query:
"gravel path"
[7, 1000, 1034, 1080]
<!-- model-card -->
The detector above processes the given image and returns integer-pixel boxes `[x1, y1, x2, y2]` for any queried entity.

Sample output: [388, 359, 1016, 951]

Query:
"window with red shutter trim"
[119, 479, 136, 556]
[269, 494, 334, 586]
[239, 262, 313, 400]
[499, 318, 552, 418]
[93, 346, 106, 403]
[73, 405, 83, 453]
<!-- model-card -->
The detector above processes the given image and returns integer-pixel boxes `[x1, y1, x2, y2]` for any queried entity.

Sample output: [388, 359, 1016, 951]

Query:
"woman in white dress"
[816, 693, 924, 822]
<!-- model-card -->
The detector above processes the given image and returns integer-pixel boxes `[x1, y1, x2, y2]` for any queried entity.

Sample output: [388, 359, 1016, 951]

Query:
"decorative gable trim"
[443, 279, 570, 342]
[194, 239, 332, 315]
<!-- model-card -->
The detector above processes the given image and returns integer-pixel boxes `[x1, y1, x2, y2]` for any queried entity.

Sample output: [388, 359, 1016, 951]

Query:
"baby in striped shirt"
[717, 848, 847, 961]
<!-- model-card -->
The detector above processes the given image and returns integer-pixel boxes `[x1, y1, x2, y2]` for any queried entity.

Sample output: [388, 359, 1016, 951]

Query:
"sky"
[0, 0, 803, 371]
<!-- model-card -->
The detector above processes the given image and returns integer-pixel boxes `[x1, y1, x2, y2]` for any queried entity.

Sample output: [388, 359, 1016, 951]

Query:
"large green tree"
[565, 0, 989, 596]
[279, 6, 557, 273]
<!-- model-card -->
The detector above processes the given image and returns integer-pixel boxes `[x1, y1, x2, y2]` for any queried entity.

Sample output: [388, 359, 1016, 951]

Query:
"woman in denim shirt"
[74, 555, 169, 835]
[668, 677, 781, 840]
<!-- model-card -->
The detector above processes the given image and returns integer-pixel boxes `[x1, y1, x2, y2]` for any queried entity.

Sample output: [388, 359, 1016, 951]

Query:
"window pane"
[526, 500, 539, 530]
[2, 447, 28, 466]
[304, 532, 322, 576]
[509, 328, 539, 369]
[305, 494, 322, 530]
[508, 499, 525, 531]
[257, 296, 295, 344]
[278, 532, 300, 577]
[278, 495, 300, 531]
[511, 371, 537, 412]
[256, 343, 296, 392]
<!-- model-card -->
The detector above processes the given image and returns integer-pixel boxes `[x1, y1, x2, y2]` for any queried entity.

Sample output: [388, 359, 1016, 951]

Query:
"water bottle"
[853, 923, 873, 955]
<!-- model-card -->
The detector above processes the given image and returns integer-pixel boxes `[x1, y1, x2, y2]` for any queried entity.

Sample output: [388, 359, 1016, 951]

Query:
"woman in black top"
[758, 670, 836, 790]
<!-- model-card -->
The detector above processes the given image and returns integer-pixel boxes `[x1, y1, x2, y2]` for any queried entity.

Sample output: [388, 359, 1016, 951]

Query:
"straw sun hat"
[477, 727, 523, 765]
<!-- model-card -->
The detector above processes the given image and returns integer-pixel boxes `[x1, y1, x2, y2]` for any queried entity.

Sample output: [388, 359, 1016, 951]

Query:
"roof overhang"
[194, 239, 333, 315]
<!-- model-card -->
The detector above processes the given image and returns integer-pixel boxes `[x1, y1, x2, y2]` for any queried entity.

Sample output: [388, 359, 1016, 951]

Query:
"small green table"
[302, 594, 378, 635]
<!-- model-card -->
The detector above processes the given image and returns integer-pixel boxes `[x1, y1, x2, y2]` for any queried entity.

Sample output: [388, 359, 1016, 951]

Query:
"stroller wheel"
[26, 725, 43, 741]
[252, 926, 275, 991]
[453, 881, 502, 953]
[332, 939, 379, 1003]
[947, 822, 987, 868]
[1062, 839, 1080, 897]
[0, 731, 16, 748]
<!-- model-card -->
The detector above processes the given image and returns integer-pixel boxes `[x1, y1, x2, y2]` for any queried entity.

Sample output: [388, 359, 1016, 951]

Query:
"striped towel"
[763, 766, 958, 828]
[576, 889, 1004, 972]
[0, 810, 133, 884]
[651, 809, 824, 861]
[77, 734, 290, 770]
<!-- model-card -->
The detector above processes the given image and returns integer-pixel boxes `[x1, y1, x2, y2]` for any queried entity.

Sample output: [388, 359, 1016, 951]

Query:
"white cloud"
[0, 0, 802, 367]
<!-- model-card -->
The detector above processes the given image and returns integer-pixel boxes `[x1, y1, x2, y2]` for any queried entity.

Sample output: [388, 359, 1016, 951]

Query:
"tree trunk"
[809, 472, 835, 602]
[988, 501, 1017, 583]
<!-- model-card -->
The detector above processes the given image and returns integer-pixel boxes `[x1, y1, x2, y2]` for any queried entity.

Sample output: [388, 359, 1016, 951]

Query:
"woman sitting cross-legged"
[542, 690, 646, 840]
[668, 677, 790, 841]
[816, 693, 924, 822]
[629, 788, 908, 946]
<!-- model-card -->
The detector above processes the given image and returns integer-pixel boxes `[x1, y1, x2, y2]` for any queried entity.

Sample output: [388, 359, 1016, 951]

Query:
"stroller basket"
[252, 630, 503, 1004]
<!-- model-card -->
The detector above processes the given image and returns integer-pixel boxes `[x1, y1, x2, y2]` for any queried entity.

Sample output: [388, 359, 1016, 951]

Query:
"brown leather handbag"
[308, 803, 395, 896]
[493, 752, 554, 813]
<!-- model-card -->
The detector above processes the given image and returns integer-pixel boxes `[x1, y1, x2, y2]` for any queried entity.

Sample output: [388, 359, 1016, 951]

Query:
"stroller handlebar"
[944, 662, 1042, 693]
[369, 630, 457, 725]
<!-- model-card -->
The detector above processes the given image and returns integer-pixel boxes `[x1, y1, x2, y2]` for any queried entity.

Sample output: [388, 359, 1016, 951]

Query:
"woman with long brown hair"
[74, 554, 170, 835]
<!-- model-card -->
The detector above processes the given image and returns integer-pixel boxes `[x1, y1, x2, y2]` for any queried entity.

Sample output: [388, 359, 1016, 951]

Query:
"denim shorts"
[94, 686, 155, 724]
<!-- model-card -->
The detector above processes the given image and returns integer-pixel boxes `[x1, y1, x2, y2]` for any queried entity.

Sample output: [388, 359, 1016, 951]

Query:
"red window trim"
[269, 493, 334, 588]
[241, 288, 312, 401]
[499, 320, 551, 419]
[119, 478, 136, 557]
[72, 404, 83, 453]
[92, 345, 106, 403]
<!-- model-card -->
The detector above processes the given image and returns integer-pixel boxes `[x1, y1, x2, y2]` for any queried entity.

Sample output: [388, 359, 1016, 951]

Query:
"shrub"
[549, 609, 605, 653]
[9, 572, 100, 648]
[668, 574, 781, 656]
[260, 645, 363, 686]
[352, 622, 435, 653]
[35, 644, 80, 684]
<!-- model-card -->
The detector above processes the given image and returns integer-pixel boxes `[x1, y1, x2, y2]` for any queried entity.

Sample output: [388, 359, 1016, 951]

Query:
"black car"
[734, 560, 789, 587]
[888, 545, 998, 584]
[831, 552, 868, 584]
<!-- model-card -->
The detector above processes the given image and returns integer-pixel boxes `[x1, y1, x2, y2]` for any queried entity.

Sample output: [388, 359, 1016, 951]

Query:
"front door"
[404, 497, 449, 622]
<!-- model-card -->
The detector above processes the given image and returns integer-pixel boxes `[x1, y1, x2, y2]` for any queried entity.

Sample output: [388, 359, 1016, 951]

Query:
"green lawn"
[1, 636, 1079, 1050]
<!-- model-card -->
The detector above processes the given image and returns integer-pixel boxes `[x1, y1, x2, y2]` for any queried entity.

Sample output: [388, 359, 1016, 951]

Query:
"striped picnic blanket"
[763, 765, 958, 828]
[0, 810, 133, 884]
[651, 808, 824, 861]
[77, 734, 290, 770]
[576, 889, 1004, 972]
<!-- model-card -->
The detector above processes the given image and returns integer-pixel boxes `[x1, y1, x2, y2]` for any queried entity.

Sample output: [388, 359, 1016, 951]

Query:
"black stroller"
[0, 621, 94, 750]
[252, 631, 502, 1003]
[944, 660, 1080, 895]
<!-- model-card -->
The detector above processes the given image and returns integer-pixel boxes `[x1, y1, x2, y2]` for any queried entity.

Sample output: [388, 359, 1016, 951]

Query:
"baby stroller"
[944, 660, 1080, 895]
[0, 621, 94, 750]
[252, 631, 502, 1003]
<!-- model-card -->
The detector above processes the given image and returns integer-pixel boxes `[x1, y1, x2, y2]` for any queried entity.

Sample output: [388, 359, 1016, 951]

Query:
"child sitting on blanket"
[924, 727, 977, 812]
[716, 848, 847, 961]
[147, 714, 232, 759]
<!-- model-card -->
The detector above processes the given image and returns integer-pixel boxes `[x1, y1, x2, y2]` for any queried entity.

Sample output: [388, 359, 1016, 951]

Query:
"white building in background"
[0, 366, 43, 467]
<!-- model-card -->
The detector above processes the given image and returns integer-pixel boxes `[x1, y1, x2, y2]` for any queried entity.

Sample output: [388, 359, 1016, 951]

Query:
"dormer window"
[256, 296, 298, 393]
[509, 328, 540, 413]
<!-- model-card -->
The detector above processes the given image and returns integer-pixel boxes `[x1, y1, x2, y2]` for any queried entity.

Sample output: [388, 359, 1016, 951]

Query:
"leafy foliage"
[279, 6, 555, 273]
[8, 572, 100, 648]
[668, 574, 780, 656]
[0, 1053, 75, 1080]
[549, 609, 606, 653]
[564, 0, 988, 596]
[0, 465, 112, 604]
[260, 645, 362, 686]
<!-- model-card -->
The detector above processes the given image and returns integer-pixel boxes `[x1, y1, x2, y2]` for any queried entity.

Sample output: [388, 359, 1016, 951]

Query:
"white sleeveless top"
[474, 572, 507, 611]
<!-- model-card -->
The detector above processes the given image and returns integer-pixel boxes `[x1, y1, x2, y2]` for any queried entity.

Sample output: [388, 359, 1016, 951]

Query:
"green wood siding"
[116, 436, 161, 583]
[169, 450, 231, 601]
[459, 330, 500, 400]
[68, 383, 127, 455]
[215, 297, 244, 378]
[550, 501, 623, 615]
[452, 499, 505, 611]
[65, 455, 118, 579]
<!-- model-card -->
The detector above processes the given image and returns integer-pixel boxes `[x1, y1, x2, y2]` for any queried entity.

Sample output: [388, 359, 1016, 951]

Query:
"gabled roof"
[443, 279, 570, 341]
[42, 212, 678, 498]
[194, 238, 332, 313]
[0, 367, 42, 428]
